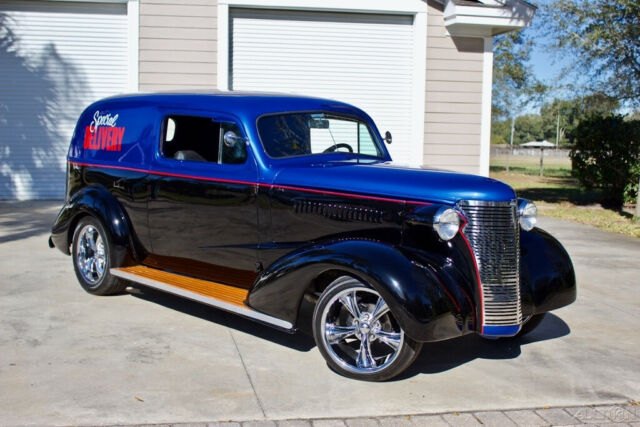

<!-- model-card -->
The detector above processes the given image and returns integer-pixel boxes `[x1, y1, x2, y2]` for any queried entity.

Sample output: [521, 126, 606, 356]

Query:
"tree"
[492, 31, 546, 121]
[514, 114, 545, 144]
[492, 30, 546, 171]
[571, 114, 640, 207]
[544, 0, 640, 107]
[491, 120, 510, 145]
[539, 94, 619, 145]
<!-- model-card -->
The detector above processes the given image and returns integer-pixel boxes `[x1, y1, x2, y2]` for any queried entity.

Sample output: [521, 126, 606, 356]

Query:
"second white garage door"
[229, 9, 416, 165]
[0, 0, 131, 199]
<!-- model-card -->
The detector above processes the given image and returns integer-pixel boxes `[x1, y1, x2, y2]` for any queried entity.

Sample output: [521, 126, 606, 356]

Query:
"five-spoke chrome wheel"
[71, 216, 127, 295]
[76, 224, 106, 285]
[313, 276, 422, 381]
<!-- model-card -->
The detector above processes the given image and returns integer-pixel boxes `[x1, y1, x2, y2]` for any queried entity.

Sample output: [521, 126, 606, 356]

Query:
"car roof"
[94, 91, 366, 118]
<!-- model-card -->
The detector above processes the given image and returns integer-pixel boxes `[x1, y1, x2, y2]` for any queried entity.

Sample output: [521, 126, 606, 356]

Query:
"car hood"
[270, 160, 516, 205]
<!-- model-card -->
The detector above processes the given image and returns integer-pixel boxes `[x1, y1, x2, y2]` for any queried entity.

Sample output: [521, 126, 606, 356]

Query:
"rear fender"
[248, 239, 473, 342]
[50, 186, 134, 259]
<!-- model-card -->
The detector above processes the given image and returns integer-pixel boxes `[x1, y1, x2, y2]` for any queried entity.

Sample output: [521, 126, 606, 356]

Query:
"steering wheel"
[323, 143, 354, 153]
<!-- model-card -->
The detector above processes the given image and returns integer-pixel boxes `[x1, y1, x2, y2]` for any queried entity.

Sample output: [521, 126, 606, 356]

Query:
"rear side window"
[161, 115, 247, 164]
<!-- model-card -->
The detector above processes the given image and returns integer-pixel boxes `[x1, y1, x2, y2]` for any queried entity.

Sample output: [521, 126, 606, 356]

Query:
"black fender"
[520, 227, 577, 315]
[50, 186, 135, 261]
[248, 239, 474, 342]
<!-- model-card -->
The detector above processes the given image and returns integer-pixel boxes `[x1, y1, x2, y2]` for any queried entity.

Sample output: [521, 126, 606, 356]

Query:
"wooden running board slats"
[114, 265, 248, 306]
[110, 265, 293, 330]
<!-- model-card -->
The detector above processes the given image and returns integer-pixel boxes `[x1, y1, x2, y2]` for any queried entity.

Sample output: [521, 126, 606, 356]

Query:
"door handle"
[113, 178, 125, 190]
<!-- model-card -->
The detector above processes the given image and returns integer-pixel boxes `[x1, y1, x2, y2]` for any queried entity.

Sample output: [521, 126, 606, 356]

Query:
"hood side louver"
[294, 200, 383, 224]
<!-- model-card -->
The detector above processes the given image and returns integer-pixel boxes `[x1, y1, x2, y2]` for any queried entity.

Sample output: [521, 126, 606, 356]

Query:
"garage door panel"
[230, 8, 415, 165]
[0, 1, 129, 200]
[232, 8, 413, 26]
[1, 0, 125, 14]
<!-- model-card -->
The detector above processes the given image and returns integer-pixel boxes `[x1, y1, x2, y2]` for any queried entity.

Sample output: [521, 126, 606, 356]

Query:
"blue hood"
[271, 160, 516, 205]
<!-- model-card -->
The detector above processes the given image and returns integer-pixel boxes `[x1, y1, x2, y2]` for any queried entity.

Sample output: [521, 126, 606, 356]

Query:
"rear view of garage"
[0, 0, 134, 199]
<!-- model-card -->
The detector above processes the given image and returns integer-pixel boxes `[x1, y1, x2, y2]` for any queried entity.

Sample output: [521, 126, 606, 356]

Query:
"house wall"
[139, 0, 218, 91]
[424, 0, 484, 174]
[139, 0, 485, 174]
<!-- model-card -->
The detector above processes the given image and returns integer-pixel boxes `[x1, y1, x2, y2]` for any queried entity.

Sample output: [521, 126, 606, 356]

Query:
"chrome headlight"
[434, 207, 460, 241]
[517, 199, 537, 231]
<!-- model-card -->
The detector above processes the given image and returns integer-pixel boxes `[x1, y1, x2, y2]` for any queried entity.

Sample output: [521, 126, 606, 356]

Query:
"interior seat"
[174, 150, 206, 162]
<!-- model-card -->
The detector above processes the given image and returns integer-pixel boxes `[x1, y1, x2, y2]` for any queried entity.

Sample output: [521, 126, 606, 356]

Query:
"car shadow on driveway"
[0, 201, 60, 243]
[128, 285, 317, 352]
[129, 283, 570, 375]
[399, 313, 571, 379]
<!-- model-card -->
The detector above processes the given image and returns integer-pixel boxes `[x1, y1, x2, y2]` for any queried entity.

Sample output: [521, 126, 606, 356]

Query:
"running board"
[110, 265, 293, 330]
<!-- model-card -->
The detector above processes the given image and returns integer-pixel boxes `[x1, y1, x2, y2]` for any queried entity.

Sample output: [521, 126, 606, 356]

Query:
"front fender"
[248, 239, 473, 342]
[50, 186, 133, 257]
[520, 227, 577, 315]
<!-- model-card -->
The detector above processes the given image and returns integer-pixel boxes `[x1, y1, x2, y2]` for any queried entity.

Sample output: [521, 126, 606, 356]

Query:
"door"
[229, 8, 415, 164]
[146, 112, 259, 288]
[0, 0, 130, 199]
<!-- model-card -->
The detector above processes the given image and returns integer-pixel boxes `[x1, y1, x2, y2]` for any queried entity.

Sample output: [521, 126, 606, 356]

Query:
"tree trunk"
[508, 116, 515, 173]
[636, 176, 640, 221]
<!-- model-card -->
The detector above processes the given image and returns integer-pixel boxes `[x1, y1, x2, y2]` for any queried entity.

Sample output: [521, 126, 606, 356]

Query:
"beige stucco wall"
[424, 0, 484, 174]
[139, 0, 218, 91]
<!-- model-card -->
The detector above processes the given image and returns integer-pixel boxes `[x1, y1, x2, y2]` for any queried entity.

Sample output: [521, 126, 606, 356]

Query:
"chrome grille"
[459, 200, 522, 326]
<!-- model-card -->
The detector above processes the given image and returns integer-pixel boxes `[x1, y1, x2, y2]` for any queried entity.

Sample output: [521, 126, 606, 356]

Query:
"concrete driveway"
[0, 201, 638, 426]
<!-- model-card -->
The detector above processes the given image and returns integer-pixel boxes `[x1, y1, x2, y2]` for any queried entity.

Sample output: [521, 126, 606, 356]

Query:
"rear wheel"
[313, 276, 422, 381]
[71, 216, 127, 295]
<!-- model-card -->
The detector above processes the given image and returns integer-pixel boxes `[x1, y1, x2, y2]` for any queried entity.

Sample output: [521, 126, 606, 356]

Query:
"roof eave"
[442, 0, 536, 37]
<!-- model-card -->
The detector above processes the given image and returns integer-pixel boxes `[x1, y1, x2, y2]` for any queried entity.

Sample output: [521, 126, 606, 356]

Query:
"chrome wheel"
[76, 224, 106, 285]
[319, 278, 404, 375]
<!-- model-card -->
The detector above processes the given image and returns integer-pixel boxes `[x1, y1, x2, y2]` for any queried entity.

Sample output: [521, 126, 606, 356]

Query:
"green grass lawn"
[490, 155, 573, 179]
[490, 155, 640, 238]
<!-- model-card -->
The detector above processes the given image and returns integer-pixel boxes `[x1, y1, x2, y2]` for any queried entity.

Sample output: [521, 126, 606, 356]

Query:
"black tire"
[517, 313, 546, 337]
[71, 216, 128, 295]
[312, 276, 422, 381]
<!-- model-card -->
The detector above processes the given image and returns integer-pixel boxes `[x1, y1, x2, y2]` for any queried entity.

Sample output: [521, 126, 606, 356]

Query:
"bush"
[570, 114, 640, 207]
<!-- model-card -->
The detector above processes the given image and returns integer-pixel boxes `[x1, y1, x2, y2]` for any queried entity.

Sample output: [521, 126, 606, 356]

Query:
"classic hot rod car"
[50, 92, 576, 381]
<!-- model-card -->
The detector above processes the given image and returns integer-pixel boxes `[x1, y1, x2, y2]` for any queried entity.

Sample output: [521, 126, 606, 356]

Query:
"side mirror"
[384, 131, 392, 145]
[223, 130, 245, 148]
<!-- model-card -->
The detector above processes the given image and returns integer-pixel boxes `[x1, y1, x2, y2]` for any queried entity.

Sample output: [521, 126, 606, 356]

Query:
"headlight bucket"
[517, 199, 537, 231]
[433, 207, 461, 241]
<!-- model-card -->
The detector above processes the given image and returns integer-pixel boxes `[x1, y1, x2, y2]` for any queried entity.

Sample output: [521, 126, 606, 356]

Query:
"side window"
[161, 115, 246, 164]
[358, 123, 378, 156]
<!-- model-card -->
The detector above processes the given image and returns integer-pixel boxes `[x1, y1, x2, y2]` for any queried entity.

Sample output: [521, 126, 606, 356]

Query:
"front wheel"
[312, 276, 422, 381]
[71, 216, 128, 295]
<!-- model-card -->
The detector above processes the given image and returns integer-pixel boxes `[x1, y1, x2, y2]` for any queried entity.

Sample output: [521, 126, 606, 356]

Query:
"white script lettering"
[90, 111, 119, 133]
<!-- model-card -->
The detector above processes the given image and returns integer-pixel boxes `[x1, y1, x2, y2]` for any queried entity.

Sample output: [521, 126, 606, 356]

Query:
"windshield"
[257, 112, 384, 159]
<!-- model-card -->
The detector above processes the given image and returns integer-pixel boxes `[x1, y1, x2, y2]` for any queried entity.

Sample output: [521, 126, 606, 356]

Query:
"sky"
[496, 1, 636, 118]
[528, 1, 563, 81]
[517, 0, 576, 113]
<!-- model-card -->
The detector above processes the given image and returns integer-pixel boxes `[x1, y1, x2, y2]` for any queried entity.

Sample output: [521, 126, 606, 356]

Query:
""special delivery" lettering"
[83, 111, 125, 152]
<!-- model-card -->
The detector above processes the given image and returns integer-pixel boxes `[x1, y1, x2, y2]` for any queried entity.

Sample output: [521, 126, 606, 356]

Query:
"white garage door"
[230, 9, 415, 165]
[0, 1, 130, 200]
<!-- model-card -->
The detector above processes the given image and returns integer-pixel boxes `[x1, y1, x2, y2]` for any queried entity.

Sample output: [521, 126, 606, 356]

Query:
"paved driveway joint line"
[230, 329, 267, 419]
[88, 403, 640, 426]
